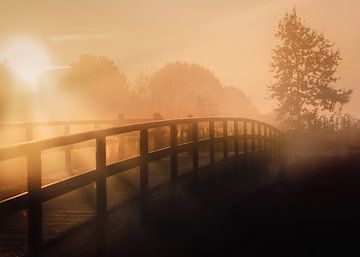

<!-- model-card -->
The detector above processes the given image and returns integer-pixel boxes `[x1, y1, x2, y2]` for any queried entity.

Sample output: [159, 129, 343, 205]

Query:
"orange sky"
[0, 0, 359, 116]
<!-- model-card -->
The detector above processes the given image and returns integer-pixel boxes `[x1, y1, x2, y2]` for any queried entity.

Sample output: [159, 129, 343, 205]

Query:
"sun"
[1, 39, 49, 87]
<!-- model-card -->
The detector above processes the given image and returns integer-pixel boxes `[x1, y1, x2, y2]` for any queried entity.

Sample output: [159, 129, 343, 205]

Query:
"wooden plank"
[106, 156, 142, 177]
[148, 148, 171, 162]
[0, 193, 28, 219]
[42, 170, 98, 202]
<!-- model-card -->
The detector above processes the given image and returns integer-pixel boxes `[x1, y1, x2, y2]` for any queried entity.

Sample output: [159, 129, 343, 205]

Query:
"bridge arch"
[0, 117, 283, 256]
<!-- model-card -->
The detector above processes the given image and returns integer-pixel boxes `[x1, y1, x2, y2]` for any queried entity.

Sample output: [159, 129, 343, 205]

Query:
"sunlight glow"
[1, 39, 49, 87]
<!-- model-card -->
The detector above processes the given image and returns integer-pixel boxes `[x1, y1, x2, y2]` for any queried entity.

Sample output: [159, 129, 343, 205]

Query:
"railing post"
[95, 136, 107, 253]
[170, 124, 178, 181]
[234, 120, 239, 157]
[251, 122, 256, 153]
[27, 150, 42, 257]
[264, 126, 268, 152]
[140, 128, 149, 194]
[192, 121, 199, 172]
[96, 137, 107, 215]
[25, 124, 34, 141]
[242, 121, 248, 167]
[223, 121, 228, 159]
[209, 121, 215, 164]
[264, 126, 269, 161]
[116, 114, 125, 161]
[244, 121, 248, 153]
[259, 124, 262, 157]
[64, 125, 72, 172]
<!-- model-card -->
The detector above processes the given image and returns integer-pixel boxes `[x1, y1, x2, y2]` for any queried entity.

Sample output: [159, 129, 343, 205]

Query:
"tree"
[148, 62, 223, 117]
[59, 55, 130, 116]
[143, 61, 259, 118]
[269, 8, 352, 132]
[217, 86, 259, 118]
[133, 71, 151, 100]
[60, 54, 128, 94]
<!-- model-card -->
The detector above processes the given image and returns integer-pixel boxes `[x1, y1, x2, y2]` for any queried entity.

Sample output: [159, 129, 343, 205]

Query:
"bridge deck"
[39, 155, 280, 257]
[186, 153, 360, 257]
[18, 152, 359, 257]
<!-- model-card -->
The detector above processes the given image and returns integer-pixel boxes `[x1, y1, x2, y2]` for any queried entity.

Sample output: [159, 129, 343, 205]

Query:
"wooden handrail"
[0, 117, 283, 256]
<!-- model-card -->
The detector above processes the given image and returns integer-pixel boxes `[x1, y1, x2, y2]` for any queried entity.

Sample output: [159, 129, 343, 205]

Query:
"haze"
[0, 0, 360, 115]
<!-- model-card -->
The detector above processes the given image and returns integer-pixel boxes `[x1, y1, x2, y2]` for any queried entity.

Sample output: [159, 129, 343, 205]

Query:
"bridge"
[0, 117, 284, 257]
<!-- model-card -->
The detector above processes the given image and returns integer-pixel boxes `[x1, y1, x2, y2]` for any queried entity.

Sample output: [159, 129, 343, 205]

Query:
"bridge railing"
[0, 117, 283, 255]
[0, 116, 153, 143]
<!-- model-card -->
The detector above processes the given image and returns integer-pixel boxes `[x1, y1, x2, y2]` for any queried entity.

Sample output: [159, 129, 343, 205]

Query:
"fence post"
[234, 120, 239, 157]
[27, 150, 42, 257]
[170, 124, 178, 181]
[259, 125, 263, 152]
[243, 121, 248, 167]
[64, 125, 72, 172]
[251, 122, 256, 153]
[192, 121, 199, 172]
[251, 122, 256, 165]
[96, 137, 107, 216]
[116, 114, 125, 161]
[140, 128, 149, 194]
[209, 121, 215, 164]
[25, 124, 34, 141]
[95, 136, 107, 253]
[223, 121, 228, 159]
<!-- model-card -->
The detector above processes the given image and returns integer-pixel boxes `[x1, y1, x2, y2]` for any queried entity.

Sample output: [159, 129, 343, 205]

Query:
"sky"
[0, 0, 360, 115]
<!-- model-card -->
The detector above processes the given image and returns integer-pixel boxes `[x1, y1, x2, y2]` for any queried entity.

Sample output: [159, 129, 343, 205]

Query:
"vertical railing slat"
[234, 120, 239, 157]
[209, 121, 215, 163]
[170, 124, 178, 181]
[25, 124, 34, 141]
[27, 150, 42, 256]
[252, 122, 256, 153]
[96, 137, 107, 215]
[223, 121, 228, 159]
[244, 121, 248, 155]
[192, 121, 199, 171]
[64, 125, 72, 172]
[140, 128, 149, 194]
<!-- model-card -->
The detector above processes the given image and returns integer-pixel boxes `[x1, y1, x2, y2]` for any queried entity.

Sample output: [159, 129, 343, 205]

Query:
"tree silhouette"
[148, 62, 223, 117]
[60, 54, 127, 93]
[59, 55, 130, 116]
[269, 8, 352, 132]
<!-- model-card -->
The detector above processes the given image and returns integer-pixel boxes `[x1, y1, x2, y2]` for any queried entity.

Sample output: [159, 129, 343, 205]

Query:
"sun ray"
[1, 38, 49, 88]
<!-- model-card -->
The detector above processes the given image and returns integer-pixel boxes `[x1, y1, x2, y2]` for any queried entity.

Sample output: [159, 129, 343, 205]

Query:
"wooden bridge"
[0, 117, 284, 257]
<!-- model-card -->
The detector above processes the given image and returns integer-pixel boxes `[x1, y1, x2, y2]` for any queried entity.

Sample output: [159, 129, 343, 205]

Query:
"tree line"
[0, 8, 358, 136]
